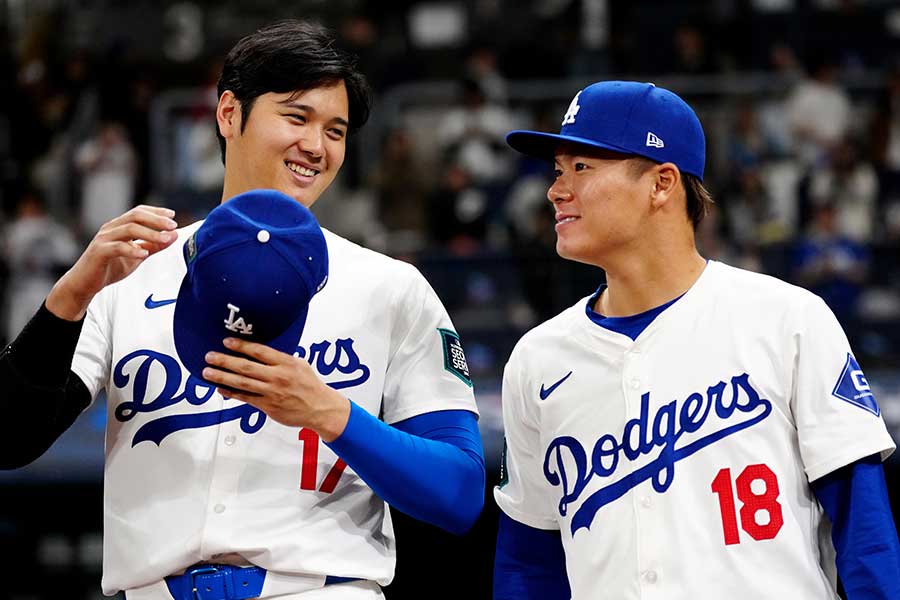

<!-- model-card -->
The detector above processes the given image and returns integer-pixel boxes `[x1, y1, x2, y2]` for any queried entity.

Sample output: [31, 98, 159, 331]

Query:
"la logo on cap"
[224, 303, 253, 335]
[562, 91, 582, 125]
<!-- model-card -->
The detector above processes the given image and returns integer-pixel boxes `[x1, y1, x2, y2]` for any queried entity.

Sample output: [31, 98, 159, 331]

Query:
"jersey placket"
[623, 345, 665, 598]
[200, 395, 247, 558]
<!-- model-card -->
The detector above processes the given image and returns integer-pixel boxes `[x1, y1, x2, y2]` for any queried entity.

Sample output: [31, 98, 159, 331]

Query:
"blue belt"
[165, 564, 360, 600]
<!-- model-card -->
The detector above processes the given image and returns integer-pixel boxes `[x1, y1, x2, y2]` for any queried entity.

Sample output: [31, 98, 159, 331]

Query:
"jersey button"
[630, 378, 641, 389]
[224, 435, 236, 446]
[213, 504, 226, 514]
[640, 496, 652, 508]
[642, 570, 658, 584]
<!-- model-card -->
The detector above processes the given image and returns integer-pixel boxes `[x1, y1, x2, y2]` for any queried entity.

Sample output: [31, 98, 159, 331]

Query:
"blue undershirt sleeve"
[811, 454, 900, 600]
[494, 512, 570, 600]
[325, 403, 485, 535]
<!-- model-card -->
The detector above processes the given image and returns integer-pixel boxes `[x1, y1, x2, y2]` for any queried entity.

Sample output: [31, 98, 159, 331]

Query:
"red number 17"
[299, 428, 347, 493]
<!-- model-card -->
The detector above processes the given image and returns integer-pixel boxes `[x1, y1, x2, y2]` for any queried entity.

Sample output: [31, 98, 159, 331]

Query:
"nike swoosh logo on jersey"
[144, 295, 176, 309]
[540, 371, 573, 400]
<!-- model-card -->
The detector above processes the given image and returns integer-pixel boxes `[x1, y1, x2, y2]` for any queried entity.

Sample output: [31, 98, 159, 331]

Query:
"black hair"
[682, 173, 713, 228]
[629, 157, 713, 229]
[216, 20, 373, 163]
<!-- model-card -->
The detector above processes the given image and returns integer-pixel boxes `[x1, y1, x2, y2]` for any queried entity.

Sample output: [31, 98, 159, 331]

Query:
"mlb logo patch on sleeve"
[438, 328, 472, 387]
[831, 353, 879, 416]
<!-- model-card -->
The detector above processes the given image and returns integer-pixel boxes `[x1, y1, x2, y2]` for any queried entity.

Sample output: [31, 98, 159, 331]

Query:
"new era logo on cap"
[506, 80, 706, 180]
[646, 132, 664, 148]
[173, 189, 329, 383]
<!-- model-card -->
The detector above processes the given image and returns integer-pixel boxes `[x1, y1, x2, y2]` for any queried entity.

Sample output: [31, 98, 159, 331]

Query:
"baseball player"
[493, 81, 900, 599]
[0, 20, 485, 600]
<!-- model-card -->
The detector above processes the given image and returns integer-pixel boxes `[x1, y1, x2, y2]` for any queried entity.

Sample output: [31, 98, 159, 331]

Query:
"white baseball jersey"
[71, 222, 478, 597]
[495, 260, 895, 600]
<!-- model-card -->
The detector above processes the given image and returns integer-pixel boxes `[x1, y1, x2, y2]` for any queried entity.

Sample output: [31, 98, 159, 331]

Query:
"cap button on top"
[257, 230, 270, 243]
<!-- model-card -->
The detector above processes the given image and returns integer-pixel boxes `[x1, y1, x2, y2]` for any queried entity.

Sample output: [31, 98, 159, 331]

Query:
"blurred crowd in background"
[3, 0, 900, 382]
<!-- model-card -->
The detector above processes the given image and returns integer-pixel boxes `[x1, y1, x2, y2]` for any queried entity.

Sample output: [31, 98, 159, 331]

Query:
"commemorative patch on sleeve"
[438, 328, 472, 387]
[498, 437, 509, 488]
[831, 353, 879, 416]
[184, 232, 199, 265]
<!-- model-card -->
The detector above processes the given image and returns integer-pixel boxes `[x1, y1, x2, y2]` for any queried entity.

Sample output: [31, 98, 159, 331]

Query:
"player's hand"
[46, 205, 179, 321]
[202, 337, 351, 442]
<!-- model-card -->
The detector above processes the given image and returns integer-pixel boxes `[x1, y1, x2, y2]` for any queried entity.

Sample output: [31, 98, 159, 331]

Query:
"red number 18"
[710, 463, 784, 545]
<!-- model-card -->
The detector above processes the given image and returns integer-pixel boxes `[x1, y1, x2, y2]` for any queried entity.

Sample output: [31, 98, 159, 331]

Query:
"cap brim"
[173, 275, 309, 385]
[506, 130, 635, 162]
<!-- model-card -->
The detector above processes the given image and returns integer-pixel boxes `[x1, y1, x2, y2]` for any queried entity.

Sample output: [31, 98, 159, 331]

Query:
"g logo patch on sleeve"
[438, 328, 472, 387]
[832, 353, 880, 416]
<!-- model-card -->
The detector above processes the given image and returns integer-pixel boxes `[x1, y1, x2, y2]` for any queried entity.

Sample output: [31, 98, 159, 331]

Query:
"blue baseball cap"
[507, 81, 706, 179]
[173, 189, 328, 382]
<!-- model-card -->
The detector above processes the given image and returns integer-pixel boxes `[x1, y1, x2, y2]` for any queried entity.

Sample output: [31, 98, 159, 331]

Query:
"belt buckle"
[186, 565, 221, 600]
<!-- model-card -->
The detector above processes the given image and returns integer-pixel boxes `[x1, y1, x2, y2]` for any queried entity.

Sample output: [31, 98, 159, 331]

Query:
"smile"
[285, 161, 319, 177]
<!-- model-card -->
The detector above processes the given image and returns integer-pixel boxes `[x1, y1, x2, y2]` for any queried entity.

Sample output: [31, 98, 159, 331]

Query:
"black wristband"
[3, 301, 85, 389]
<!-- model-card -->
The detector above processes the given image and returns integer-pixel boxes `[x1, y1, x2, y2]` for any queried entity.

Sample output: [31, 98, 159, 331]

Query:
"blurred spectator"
[437, 77, 516, 186]
[670, 24, 717, 74]
[696, 205, 764, 273]
[2, 187, 79, 341]
[170, 64, 223, 218]
[791, 202, 869, 324]
[463, 45, 507, 103]
[719, 170, 779, 256]
[768, 42, 803, 79]
[73, 121, 137, 239]
[505, 173, 552, 246]
[871, 65, 900, 201]
[728, 101, 780, 173]
[511, 197, 560, 324]
[784, 56, 852, 168]
[368, 127, 431, 252]
[426, 162, 488, 255]
[719, 102, 792, 272]
[808, 138, 878, 243]
[25, 50, 101, 217]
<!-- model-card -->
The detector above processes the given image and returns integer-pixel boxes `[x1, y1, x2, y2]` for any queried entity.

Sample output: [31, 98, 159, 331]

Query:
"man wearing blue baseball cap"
[493, 81, 899, 599]
[0, 20, 485, 600]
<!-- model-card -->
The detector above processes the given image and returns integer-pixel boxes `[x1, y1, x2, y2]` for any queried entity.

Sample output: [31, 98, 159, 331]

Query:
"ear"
[649, 162, 681, 210]
[216, 90, 240, 140]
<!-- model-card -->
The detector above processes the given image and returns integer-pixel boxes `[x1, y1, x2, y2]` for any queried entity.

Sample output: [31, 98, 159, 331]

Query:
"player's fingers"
[97, 240, 152, 260]
[102, 205, 178, 235]
[205, 351, 271, 380]
[132, 238, 176, 256]
[222, 337, 288, 365]
[99, 222, 178, 246]
[201, 366, 268, 395]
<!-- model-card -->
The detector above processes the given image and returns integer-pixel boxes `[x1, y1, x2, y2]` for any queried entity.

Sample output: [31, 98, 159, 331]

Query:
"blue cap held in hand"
[173, 189, 328, 382]
[506, 81, 706, 180]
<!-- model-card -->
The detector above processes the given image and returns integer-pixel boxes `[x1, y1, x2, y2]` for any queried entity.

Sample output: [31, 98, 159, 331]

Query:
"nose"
[547, 175, 573, 205]
[299, 127, 324, 159]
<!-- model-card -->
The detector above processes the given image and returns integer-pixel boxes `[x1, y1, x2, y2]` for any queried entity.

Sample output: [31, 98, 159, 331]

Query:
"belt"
[165, 564, 360, 600]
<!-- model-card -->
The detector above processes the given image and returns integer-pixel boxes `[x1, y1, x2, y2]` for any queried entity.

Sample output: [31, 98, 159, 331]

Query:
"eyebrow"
[278, 101, 350, 129]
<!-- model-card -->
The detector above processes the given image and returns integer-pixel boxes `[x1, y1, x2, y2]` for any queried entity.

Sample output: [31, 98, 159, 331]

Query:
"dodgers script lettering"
[113, 338, 371, 445]
[543, 373, 772, 534]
